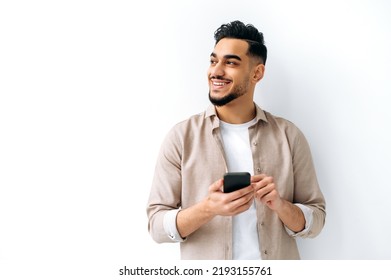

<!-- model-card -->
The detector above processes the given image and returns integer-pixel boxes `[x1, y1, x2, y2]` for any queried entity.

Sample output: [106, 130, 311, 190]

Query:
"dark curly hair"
[214, 20, 267, 64]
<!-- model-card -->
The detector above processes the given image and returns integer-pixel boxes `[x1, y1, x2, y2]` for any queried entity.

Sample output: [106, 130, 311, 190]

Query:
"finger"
[263, 176, 274, 184]
[234, 187, 254, 202]
[253, 175, 274, 191]
[251, 174, 266, 183]
[229, 192, 254, 214]
[255, 183, 275, 199]
[226, 184, 254, 200]
[232, 197, 254, 215]
[252, 180, 268, 192]
[209, 178, 224, 192]
[260, 191, 277, 206]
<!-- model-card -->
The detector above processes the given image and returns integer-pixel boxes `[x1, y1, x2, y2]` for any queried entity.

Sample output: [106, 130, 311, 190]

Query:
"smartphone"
[223, 172, 251, 193]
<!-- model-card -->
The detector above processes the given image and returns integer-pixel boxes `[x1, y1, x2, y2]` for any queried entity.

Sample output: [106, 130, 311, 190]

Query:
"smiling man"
[147, 21, 326, 260]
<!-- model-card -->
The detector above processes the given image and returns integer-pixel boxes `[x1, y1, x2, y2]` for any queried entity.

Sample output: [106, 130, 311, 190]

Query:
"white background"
[1, 0, 390, 279]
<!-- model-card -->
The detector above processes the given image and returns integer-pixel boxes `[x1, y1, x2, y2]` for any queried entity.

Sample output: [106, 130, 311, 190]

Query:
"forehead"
[212, 38, 249, 58]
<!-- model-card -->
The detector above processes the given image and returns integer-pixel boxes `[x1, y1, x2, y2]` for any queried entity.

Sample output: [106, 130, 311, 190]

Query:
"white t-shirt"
[220, 118, 261, 260]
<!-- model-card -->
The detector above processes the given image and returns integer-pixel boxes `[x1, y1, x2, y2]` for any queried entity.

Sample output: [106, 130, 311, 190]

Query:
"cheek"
[206, 67, 213, 78]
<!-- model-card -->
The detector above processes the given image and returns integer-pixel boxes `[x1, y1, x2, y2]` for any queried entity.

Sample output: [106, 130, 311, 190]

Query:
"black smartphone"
[223, 172, 251, 193]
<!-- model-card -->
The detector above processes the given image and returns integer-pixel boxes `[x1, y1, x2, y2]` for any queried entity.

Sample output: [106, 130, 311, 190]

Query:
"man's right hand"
[205, 178, 254, 216]
[176, 178, 254, 238]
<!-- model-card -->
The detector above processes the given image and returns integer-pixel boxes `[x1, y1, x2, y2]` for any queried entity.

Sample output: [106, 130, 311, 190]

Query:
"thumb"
[209, 178, 224, 192]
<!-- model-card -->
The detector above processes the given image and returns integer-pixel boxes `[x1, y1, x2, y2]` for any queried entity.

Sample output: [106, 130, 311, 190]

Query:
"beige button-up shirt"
[147, 104, 326, 259]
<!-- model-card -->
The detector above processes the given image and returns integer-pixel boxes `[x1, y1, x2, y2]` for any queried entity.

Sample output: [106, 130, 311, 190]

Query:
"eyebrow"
[210, 52, 242, 61]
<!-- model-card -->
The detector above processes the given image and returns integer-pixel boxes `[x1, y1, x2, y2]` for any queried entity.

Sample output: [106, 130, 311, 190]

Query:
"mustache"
[210, 75, 232, 82]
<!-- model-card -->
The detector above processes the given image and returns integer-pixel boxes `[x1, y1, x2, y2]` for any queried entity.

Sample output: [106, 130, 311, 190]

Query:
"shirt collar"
[205, 103, 268, 126]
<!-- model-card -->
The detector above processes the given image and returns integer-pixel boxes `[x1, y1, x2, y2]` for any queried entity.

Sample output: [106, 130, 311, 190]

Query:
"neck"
[215, 100, 256, 124]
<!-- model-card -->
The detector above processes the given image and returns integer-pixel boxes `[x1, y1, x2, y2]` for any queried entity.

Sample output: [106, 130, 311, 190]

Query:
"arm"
[147, 130, 254, 243]
[252, 174, 305, 232]
[275, 200, 306, 233]
[177, 179, 254, 238]
[252, 124, 326, 236]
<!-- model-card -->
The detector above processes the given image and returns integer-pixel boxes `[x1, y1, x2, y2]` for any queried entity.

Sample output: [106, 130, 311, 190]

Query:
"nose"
[209, 61, 224, 78]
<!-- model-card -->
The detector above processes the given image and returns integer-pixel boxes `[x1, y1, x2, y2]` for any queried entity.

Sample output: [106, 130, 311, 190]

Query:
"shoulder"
[175, 111, 207, 129]
[260, 112, 315, 161]
[254, 103, 302, 138]
[164, 110, 209, 143]
[264, 111, 302, 134]
[262, 111, 309, 149]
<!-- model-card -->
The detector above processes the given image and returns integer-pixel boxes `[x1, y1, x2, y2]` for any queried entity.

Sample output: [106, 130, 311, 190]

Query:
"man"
[147, 20, 326, 260]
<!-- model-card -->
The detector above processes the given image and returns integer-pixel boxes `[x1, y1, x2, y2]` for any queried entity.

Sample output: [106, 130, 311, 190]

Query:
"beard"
[208, 83, 248, 107]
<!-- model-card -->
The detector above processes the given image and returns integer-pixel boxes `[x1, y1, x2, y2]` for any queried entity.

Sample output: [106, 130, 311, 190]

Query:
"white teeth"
[213, 82, 226, 86]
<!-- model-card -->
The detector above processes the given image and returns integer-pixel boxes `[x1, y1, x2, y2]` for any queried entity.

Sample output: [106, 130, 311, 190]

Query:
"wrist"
[201, 198, 216, 220]
[273, 198, 287, 214]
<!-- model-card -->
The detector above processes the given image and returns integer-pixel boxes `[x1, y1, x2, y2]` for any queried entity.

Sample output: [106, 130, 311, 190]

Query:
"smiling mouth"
[211, 79, 232, 88]
[213, 81, 229, 86]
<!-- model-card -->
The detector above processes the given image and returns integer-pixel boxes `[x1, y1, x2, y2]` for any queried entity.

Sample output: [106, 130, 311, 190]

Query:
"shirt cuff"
[285, 204, 314, 237]
[163, 209, 186, 242]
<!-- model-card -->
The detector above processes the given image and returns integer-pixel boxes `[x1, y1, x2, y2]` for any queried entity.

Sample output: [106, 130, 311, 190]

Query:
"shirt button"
[257, 167, 261, 173]
[253, 142, 258, 146]
[264, 250, 268, 255]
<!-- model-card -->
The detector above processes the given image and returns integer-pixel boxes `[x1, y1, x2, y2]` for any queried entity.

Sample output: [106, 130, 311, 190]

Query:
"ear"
[252, 64, 265, 83]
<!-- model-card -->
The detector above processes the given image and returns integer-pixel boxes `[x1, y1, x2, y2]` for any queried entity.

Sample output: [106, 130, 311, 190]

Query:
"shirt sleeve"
[146, 126, 184, 243]
[163, 209, 186, 242]
[284, 203, 314, 237]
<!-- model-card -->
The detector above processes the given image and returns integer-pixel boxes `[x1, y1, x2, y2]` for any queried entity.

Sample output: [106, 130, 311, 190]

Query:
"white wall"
[1, 1, 390, 279]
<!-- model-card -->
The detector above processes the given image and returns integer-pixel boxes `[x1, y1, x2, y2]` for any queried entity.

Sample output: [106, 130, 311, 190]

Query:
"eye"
[226, 61, 238, 66]
[210, 59, 217, 65]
